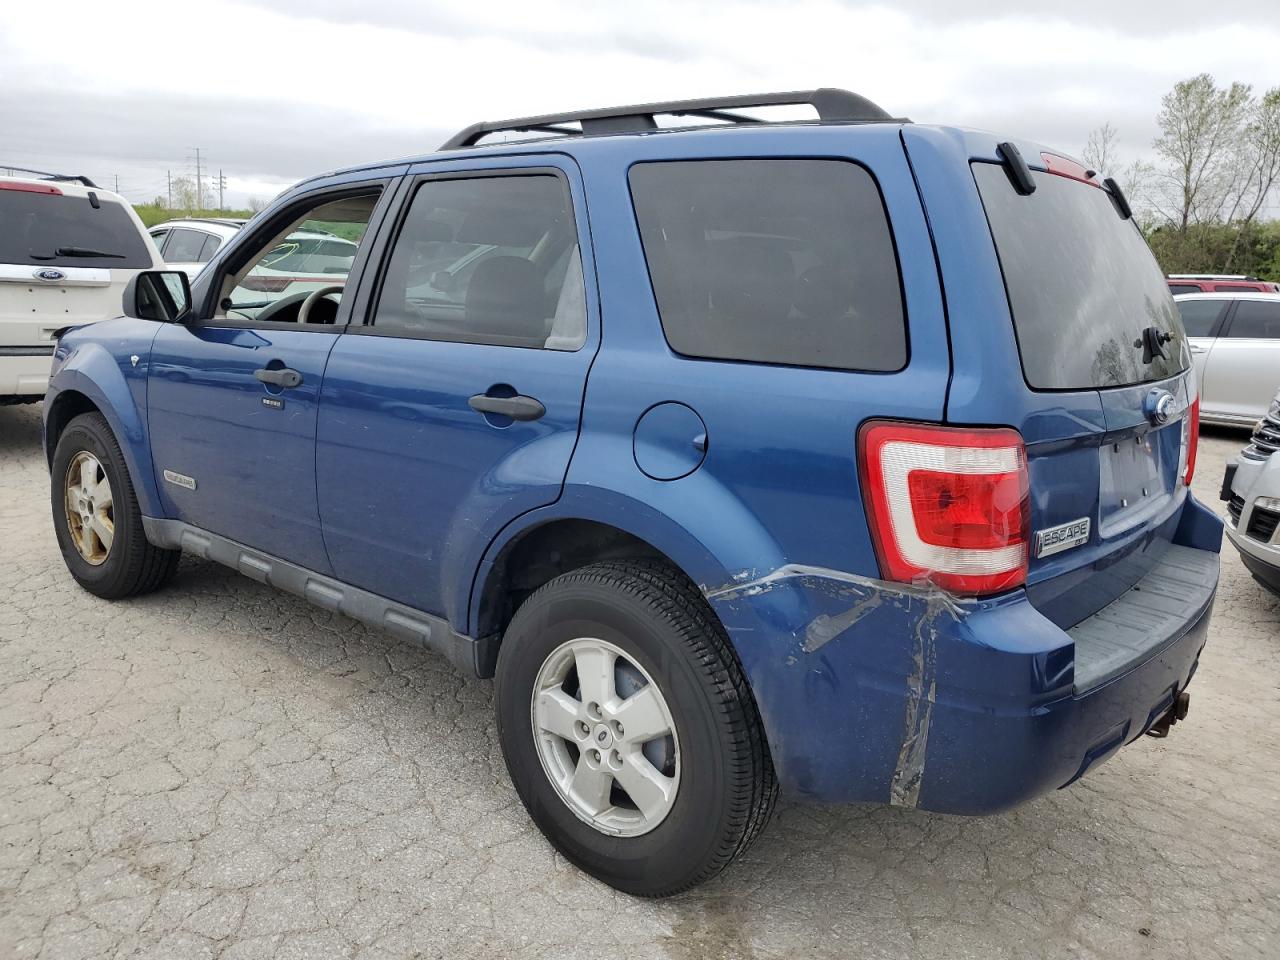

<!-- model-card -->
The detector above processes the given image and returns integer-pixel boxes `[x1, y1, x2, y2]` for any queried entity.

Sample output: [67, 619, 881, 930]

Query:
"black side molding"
[996, 141, 1037, 195]
[1103, 176, 1133, 220]
[142, 518, 499, 678]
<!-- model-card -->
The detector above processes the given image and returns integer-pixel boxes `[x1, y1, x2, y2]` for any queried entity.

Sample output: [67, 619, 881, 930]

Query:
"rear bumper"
[0, 350, 54, 397]
[710, 495, 1223, 814]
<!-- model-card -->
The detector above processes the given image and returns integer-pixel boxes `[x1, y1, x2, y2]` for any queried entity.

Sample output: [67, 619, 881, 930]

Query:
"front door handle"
[468, 393, 546, 422]
[254, 367, 303, 389]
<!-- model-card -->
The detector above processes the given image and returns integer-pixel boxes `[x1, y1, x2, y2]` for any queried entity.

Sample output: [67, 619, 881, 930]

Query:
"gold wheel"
[64, 451, 114, 566]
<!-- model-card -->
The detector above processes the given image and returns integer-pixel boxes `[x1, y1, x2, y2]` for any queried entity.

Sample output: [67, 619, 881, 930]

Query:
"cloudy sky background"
[2, 0, 1278, 208]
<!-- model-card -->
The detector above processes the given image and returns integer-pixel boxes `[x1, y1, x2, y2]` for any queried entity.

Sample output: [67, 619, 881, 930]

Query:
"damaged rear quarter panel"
[706, 564, 1075, 810]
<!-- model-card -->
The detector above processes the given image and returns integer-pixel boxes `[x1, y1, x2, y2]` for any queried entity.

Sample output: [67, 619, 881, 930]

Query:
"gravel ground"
[1, 402, 1277, 960]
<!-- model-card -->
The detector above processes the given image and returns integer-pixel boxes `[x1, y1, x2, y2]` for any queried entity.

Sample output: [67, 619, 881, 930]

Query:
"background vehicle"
[1167, 274, 1279, 294]
[1222, 391, 1280, 597]
[150, 217, 359, 317]
[0, 170, 161, 403]
[148, 218, 243, 276]
[43, 90, 1221, 897]
[1175, 291, 1280, 425]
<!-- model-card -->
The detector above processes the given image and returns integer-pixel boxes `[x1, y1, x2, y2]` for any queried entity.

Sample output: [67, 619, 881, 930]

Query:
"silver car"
[1175, 292, 1280, 426]
[1222, 390, 1280, 598]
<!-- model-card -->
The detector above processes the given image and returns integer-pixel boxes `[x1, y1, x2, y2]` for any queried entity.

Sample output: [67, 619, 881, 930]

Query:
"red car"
[1167, 274, 1279, 294]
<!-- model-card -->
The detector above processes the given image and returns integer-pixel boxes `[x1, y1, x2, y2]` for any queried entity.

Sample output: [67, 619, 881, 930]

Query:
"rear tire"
[51, 412, 180, 599]
[495, 560, 777, 896]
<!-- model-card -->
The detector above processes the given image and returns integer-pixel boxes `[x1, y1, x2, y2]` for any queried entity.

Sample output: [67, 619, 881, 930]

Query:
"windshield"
[0, 189, 153, 269]
[972, 162, 1189, 391]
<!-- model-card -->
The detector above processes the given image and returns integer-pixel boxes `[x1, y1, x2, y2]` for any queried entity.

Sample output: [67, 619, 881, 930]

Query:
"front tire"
[495, 560, 777, 896]
[50, 412, 180, 599]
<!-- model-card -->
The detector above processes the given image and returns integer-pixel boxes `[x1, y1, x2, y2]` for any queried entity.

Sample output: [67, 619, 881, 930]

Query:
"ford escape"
[43, 90, 1222, 896]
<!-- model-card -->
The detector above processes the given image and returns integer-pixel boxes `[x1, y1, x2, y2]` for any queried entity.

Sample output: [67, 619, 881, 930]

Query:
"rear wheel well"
[45, 391, 101, 466]
[476, 520, 671, 654]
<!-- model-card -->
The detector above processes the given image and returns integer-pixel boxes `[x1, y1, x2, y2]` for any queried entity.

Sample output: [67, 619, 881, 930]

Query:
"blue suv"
[44, 90, 1222, 896]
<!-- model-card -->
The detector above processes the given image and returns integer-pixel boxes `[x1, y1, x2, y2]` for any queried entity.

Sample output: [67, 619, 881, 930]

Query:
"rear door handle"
[254, 367, 303, 388]
[468, 393, 546, 421]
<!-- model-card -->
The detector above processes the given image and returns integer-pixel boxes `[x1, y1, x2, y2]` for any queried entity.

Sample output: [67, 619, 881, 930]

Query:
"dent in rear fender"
[47, 336, 162, 517]
[707, 564, 1075, 806]
[708, 564, 969, 807]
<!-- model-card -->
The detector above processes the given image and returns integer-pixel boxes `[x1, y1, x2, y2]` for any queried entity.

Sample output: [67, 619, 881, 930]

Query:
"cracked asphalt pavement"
[2, 403, 1278, 959]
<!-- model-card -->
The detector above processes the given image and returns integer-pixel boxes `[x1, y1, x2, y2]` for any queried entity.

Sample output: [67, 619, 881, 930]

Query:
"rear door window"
[629, 159, 906, 372]
[0, 189, 152, 269]
[372, 174, 586, 350]
[164, 228, 211, 263]
[1225, 299, 1280, 339]
[1175, 299, 1227, 338]
[972, 162, 1188, 390]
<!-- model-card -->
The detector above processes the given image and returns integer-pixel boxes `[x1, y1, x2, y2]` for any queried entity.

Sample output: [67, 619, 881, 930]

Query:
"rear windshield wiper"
[31, 246, 127, 260]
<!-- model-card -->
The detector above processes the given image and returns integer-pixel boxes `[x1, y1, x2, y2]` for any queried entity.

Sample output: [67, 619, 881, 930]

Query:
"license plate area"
[1098, 431, 1169, 537]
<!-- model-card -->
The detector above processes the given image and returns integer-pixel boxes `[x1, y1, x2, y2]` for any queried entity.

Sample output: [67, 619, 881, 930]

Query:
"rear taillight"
[858, 421, 1030, 596]
[238, 276, 297, 293]
[1181, 396, 1200, 486]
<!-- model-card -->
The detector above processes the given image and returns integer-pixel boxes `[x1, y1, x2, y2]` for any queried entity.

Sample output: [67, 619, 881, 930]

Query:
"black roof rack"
[441, 88, 902, 150]
[0, 164, 99, 188]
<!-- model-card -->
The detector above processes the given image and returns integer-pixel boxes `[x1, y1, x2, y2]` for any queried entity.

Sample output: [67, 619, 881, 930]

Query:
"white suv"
[1, 173, 161, 403]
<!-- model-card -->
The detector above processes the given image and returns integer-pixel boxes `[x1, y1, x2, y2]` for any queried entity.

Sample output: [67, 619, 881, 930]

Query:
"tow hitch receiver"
[1146, 691, 1191, 739]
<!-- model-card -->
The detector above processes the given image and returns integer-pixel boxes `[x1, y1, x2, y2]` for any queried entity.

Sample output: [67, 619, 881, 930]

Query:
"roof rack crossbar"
[441, 88, 898, 149]
[0, 164, 98, 188]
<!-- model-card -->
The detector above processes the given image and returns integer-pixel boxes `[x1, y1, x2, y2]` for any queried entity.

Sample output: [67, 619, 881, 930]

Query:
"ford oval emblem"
[34, 268, 66, 282]
[1144, 387, 1176, 425]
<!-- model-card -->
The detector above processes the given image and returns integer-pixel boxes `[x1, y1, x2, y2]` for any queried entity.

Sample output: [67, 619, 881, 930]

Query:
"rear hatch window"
[972, 162, 1189, 390]
[0, 187, 152, 269]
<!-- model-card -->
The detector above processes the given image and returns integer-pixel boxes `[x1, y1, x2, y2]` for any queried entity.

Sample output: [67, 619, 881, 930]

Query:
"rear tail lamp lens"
[238, 275, 297, 293]
[1181, 395, 1200, 486]
[858, 421, 1030, 595]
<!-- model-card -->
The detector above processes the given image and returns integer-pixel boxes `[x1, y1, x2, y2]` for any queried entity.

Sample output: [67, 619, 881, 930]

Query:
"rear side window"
[1175, 299, 1226, 338]
[0, 190, 152, 269]
[973, 162, 1188, 390]
[199, 233, 222, 261]
[164, 228, 211, 263]
[629, 159, 906, 372]
[1168, 283, 1201, 295]
[1226, 299, 1280, 339]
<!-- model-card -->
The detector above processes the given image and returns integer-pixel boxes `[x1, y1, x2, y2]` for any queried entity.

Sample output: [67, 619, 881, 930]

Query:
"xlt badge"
[1035, 517, 1090, 558]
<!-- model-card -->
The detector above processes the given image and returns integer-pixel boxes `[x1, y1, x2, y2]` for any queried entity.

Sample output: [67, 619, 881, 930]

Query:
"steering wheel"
[298, 285, 345, 325]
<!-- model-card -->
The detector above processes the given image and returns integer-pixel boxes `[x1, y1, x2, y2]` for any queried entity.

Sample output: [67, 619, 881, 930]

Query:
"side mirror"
[123, 270, 192, 323]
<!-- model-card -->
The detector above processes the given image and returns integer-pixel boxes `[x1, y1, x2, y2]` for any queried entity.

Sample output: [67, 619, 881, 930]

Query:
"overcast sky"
[2, 0, 1278, 208]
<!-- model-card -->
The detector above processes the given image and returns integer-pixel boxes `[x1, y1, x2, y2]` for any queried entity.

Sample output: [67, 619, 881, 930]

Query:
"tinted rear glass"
[1175, 299, 1226, 338]
[1226, 299, 1280, 339]
[629, 159, 906, 372]
[0, 190, 152, 269]
[973, 162, 1188, 390]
